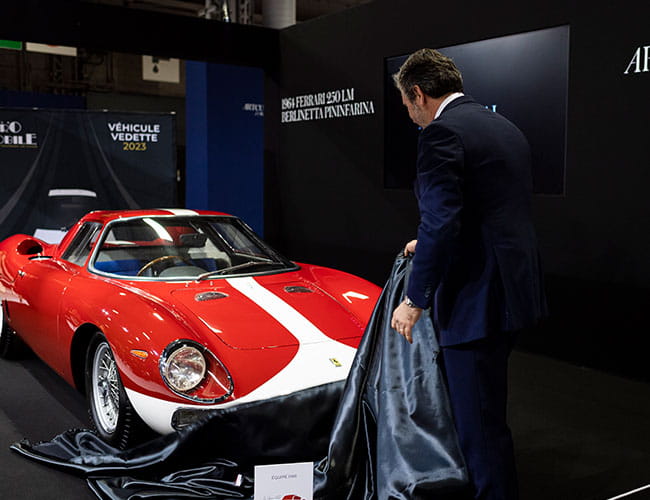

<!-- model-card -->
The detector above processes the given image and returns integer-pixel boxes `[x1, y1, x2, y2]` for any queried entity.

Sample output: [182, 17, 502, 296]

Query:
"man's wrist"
[404, 296, 421, 309]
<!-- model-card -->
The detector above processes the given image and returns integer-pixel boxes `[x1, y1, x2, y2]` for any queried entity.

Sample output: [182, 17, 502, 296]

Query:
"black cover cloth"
[313, 254, 467, 499]
[11, 254, 467, 499]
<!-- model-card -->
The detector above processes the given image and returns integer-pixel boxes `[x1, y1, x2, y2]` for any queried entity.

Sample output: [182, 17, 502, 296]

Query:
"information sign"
[254, 462, 313, 500]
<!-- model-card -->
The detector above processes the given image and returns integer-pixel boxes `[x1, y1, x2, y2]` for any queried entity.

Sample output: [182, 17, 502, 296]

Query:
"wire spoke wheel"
[91, 341, 120, 434]
[85, 332, 151, 449]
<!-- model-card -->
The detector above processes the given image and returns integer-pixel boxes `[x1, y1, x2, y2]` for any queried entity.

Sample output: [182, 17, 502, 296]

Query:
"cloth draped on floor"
[11, 254, 467, 499]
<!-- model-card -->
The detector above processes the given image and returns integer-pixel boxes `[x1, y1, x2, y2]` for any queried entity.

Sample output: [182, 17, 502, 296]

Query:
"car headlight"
[160, 340, 234, 403]
[162, 344, 206, 392]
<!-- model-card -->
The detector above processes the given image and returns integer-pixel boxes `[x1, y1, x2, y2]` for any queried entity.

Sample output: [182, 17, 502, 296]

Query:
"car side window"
[61, 222, 102, 266]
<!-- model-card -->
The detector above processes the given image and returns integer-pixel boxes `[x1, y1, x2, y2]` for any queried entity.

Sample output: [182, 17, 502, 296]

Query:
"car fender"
[0, 234, 54, 286]
[60, 276, 206, 402]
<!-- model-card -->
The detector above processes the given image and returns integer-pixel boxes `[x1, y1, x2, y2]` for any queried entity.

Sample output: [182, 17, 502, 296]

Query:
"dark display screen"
[384, 25, 569, 195]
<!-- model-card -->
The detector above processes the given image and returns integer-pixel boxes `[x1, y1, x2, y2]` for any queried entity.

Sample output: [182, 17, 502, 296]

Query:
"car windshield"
[90, 215, 296, 280]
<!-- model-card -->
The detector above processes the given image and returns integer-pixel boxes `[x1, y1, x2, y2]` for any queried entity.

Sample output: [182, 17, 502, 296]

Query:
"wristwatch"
[404, 296, 419, 308]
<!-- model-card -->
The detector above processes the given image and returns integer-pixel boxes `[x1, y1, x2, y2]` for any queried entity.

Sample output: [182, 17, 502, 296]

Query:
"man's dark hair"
[393, 48, 463, 101]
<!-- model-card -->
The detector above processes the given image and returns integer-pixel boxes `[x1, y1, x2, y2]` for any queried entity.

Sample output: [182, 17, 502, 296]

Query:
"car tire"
[0, 301, 24, 359]
[85, 332, 150, 449]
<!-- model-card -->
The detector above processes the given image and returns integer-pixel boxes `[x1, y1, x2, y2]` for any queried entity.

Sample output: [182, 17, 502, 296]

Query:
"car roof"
[54, 209, 236, 255]
[80, 209, 232, 225]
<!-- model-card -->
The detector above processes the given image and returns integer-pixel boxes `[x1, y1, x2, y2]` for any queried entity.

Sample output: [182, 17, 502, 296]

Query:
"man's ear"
[412, 85, 426, 105]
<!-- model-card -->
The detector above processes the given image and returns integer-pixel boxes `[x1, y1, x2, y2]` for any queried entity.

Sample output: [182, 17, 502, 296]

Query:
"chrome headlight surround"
[162, 343, 206, 392]
[159, 339, 234, 403]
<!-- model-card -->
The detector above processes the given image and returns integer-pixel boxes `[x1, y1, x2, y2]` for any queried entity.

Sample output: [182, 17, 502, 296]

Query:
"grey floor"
[1, 350, 649, 499]
[509, 352, 650, 500]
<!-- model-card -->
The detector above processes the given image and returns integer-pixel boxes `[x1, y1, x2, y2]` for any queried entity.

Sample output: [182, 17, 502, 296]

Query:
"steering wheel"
[136, 255, 193, 277]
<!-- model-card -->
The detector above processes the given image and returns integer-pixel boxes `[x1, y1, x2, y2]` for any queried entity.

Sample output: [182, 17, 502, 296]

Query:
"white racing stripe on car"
[224, 276, 357, 394]
[227, 276, 346, 346]
[125, 276, 358, 435]
[163, 209, 199, 216]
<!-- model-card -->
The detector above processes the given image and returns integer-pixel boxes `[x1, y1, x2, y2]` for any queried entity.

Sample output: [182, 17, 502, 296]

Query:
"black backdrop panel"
[267, 0, 650, 380]
[384, 25, 569, 194]
[270, 0, 650, 288]
[0, 109, 177, 240]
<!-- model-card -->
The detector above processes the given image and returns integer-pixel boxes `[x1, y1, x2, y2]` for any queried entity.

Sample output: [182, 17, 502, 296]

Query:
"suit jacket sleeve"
[407, 123, 464, 309]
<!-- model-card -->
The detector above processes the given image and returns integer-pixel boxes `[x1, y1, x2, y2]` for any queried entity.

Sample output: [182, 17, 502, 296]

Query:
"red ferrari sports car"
[0, 209, 380, 448]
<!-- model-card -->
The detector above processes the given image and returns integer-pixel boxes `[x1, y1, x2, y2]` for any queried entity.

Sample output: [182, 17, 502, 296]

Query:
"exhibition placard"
[254, 462, 313, 500]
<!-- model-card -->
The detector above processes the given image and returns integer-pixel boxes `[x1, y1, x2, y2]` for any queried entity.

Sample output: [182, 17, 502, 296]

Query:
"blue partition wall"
[185, 61, 264, 235]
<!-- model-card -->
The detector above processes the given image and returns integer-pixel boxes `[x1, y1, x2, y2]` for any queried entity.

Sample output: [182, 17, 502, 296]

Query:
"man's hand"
[404, 239, 417, 256]
[391, 301, 423, 344]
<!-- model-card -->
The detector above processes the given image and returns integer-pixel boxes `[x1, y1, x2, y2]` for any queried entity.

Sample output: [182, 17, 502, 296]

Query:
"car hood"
[168, 276, 365, 350]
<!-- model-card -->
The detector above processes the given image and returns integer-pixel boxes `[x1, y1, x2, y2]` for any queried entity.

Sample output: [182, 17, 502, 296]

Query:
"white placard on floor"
[254, 461, 313, 500]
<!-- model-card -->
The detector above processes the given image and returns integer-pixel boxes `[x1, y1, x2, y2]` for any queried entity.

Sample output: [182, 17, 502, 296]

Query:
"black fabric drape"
[313, 254, 467, 499]
[11, 254, 467, 499]
[12, 382, 344, 499]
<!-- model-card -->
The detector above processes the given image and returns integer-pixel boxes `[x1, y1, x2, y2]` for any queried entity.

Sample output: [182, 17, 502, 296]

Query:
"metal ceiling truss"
[79, 0, 369, 24]
[200, 0, 253, 23]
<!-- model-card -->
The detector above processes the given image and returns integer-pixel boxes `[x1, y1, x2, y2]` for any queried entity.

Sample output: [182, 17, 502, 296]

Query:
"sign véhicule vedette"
[0, 108, 177, 241]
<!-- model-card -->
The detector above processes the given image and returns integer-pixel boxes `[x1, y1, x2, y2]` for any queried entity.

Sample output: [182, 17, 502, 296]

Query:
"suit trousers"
[440, 331, 518, 500]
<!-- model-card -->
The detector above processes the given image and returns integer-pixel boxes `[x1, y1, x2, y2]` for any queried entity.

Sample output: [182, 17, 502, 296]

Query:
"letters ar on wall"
[0, 108, 177, 241]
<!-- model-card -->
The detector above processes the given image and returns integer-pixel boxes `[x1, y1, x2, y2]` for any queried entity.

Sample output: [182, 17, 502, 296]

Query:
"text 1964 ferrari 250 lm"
[0, 209, 381, 448]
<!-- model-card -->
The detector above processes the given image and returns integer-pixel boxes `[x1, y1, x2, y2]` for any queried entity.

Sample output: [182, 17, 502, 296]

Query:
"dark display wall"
[265, 0, 650, 380]
[384, 25, 569, 195]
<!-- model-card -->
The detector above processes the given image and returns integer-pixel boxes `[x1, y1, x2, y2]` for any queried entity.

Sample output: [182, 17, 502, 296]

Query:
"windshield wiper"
[196, 260, 284, 280]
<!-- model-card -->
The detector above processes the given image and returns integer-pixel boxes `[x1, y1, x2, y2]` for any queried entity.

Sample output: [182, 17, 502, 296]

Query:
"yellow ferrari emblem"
[329, 358, 342, 367]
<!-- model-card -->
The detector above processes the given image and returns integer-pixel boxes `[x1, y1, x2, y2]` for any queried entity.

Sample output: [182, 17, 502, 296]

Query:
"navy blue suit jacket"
[406, 96, 546, 347]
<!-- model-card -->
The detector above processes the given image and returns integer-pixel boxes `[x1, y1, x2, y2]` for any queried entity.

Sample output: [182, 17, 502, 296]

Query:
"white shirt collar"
[434, 92, 465, 119]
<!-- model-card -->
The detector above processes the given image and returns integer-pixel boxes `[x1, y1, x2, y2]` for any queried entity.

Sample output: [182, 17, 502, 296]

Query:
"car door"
[10, 222, 102, 376]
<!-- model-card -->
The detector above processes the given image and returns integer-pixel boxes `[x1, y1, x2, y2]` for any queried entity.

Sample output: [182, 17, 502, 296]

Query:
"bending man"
[390, 48, 546, 500]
